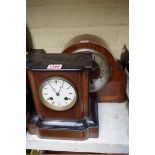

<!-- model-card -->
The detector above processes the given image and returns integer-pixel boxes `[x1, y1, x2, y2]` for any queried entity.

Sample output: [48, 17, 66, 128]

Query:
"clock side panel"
[97, 64, 126, 102]
[27, 70, 89, 120]
[81, 71, 89, 117]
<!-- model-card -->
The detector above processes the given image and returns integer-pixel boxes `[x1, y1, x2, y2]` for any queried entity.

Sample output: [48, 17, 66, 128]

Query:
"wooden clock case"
[26, 51, 99, 140]
[26, 26, 35, 115]
[63, 34, 126, 103]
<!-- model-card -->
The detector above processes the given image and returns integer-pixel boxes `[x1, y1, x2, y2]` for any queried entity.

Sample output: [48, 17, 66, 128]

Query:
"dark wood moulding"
[27, 98, 99, 140]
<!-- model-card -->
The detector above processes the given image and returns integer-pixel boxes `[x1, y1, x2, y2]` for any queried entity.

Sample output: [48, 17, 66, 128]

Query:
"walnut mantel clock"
[26, 50, 98, 140]
[63, 34, 126, 102]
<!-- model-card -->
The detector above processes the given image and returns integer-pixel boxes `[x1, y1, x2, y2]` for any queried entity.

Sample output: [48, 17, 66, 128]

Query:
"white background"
[0, 0, 155, 155]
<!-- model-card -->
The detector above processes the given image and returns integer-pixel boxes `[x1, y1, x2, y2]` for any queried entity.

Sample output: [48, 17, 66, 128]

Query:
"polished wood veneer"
[63, 34, 126, 102]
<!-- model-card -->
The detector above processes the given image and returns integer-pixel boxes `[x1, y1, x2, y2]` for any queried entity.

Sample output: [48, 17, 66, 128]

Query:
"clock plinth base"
[27, 99, 99, 140]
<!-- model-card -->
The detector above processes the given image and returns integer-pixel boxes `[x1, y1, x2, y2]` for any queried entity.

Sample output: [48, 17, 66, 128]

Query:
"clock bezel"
[39, 77, 77, 111]
[71, 48, 111, 92]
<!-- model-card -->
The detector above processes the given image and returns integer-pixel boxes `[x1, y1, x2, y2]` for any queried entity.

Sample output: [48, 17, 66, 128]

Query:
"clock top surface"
[26, 50, 92, 71]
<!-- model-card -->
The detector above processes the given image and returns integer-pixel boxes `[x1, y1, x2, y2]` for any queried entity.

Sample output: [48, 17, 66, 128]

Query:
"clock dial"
[39, 77, 77, 111]
[90, 52, 111, 92]
[73, 49, 111, 92]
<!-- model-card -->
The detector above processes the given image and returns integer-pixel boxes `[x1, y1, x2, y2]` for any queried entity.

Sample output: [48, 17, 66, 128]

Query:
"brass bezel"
[39, 77, 77, 111]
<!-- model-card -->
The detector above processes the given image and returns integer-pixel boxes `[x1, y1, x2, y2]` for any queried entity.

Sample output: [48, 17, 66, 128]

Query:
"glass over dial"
[73, 49, 111, 92]
[39, 77, 77, 111]
[90, 52, 111, 92]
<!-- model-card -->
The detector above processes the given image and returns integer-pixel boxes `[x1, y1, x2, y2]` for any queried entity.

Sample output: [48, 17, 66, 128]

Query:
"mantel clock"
[63, 34, 126, 102]
[26, 50, 98, 140]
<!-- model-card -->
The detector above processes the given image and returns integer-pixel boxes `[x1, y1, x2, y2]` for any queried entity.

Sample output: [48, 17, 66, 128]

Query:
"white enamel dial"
[39, 77, 77, 111]
[90, 52, 111, 92]
[73, 49, 111, 92]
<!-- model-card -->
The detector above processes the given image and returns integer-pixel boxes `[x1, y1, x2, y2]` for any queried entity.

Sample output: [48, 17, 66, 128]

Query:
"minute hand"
[48, 82, 57, 94]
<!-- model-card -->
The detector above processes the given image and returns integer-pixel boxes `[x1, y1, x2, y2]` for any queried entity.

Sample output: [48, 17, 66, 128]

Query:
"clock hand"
[48, 82, 57, 94]
[58, 81, 64, 94]
[48, 82, 61, 96]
